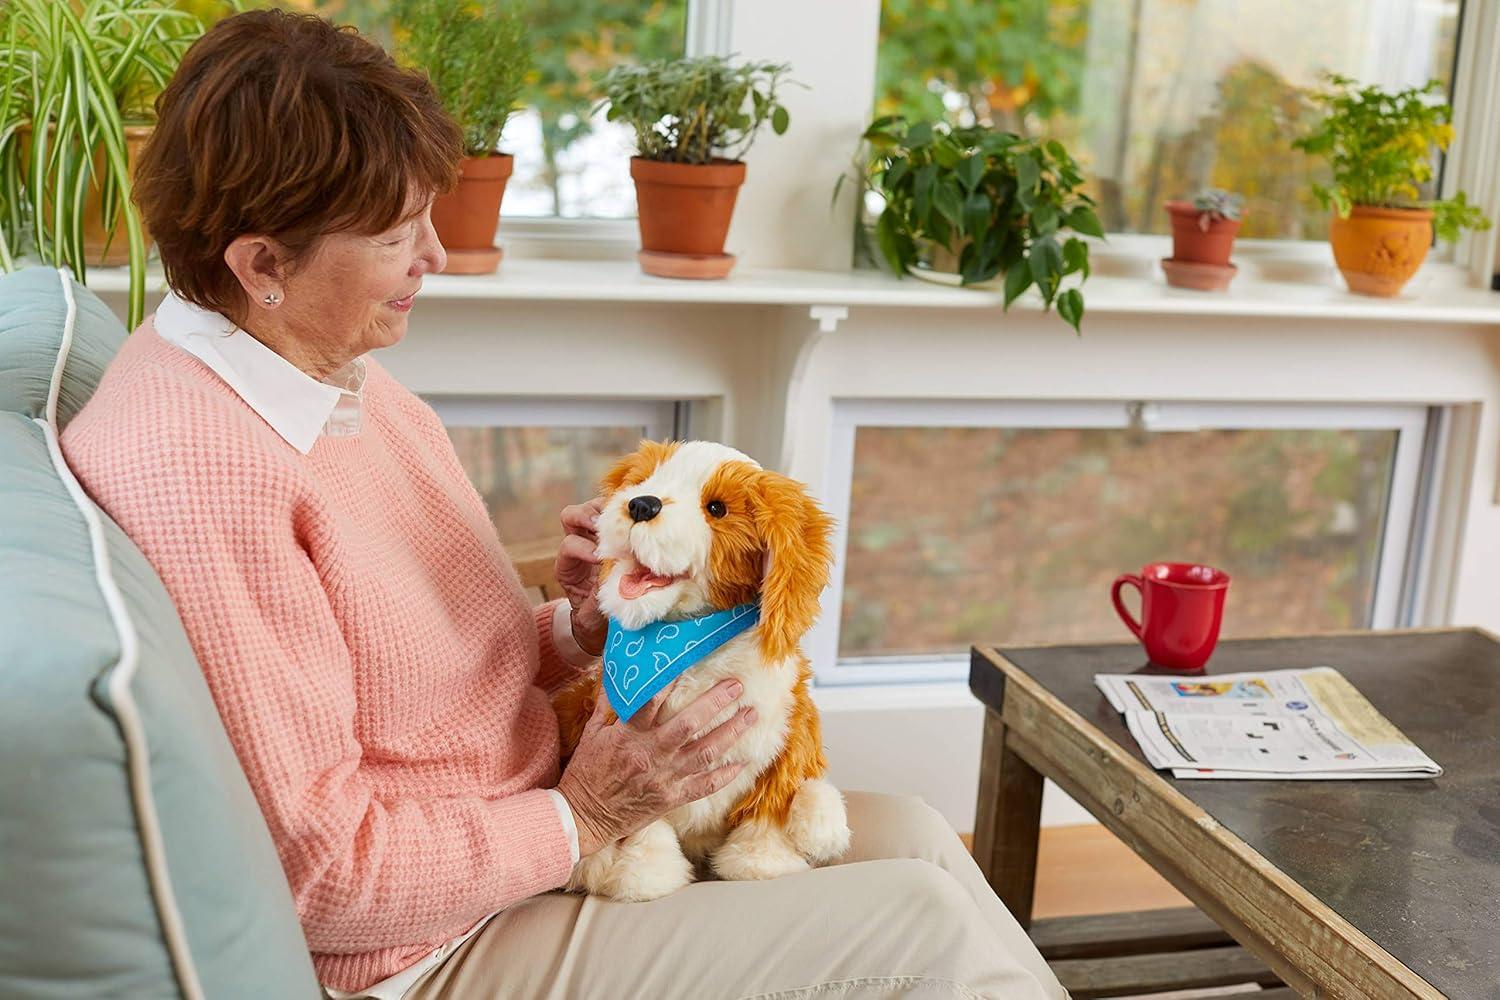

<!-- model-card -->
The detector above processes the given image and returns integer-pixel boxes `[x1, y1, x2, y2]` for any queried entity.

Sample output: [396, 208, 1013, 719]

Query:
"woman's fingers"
[656, 679, 743, 749]
[677, 704, 758, 772]
[681, 760, 748, 802]
[557, 532, 601, 568]
[585, 690, 613, 733]
[561, 498, 604, 540]
[624, 678, 679, 732]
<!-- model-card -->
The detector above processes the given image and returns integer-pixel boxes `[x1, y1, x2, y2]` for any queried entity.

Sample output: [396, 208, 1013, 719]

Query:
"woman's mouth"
[619, 564, 686, 599]
[387, 292, 416, 312]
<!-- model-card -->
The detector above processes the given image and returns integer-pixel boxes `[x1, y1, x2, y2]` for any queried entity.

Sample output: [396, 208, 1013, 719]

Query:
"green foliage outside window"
[874, 1, 1462, 242]
[875, 0, 1088, 137]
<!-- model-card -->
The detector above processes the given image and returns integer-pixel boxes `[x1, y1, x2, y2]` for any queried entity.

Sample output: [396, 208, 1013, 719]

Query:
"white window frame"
[809, 398, 1436, 687]
[423, 396, 680, 439]
[505, 0, 1497, 273]
[498, 0, 1494, 274]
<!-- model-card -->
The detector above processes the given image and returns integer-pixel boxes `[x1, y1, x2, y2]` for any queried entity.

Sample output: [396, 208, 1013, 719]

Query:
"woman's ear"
[598, 439, 679, 498]
[223, 234, 288, 309]
[752, 471, 835, 662]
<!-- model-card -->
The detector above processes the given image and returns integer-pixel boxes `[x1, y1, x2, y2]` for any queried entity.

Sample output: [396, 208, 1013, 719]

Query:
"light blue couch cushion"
[0, 267, 321, 998]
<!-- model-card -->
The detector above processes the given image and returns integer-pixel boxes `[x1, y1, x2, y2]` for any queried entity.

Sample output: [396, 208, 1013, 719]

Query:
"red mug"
[1111, 563, 1230, 672]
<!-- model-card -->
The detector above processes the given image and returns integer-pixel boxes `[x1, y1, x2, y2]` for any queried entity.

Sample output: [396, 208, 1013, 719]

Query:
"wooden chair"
[508, 537, 567, 604]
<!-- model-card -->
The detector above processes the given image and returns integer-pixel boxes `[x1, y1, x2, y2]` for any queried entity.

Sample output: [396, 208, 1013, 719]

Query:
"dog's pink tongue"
[620, 567, 676, 599]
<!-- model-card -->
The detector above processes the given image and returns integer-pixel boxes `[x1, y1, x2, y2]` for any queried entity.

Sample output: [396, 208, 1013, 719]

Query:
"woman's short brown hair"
[133, 9, 462, 317]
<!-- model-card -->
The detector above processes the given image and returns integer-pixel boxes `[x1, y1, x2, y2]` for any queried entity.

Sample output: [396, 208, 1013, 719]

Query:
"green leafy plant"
[389, 0, 530, 158]
[1191, 187, 1243, 226]
[857, 116, 1101, 333]
[598, 55, 793, 165]
[1292, 72, 1491, 243]
[1, 0, 221, 329]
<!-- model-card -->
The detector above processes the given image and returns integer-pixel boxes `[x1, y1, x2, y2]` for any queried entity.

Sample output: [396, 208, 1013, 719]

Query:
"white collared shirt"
[152, 289, 366, 454]
[152, 289, 583, 999]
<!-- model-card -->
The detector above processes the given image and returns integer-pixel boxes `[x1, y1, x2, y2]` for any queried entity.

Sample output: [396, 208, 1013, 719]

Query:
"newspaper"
[1093, 667, 1441, 780]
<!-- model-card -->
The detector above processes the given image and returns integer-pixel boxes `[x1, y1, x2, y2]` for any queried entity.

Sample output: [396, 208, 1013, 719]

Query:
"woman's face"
[277, 190, 447, 362]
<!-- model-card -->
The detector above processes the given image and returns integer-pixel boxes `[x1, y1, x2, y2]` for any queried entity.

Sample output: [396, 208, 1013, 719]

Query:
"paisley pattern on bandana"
[602, 603, 761, 722]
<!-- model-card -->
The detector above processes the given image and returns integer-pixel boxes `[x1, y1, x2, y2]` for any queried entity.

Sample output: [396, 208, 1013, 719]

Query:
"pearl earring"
[263, 292, 281, 305]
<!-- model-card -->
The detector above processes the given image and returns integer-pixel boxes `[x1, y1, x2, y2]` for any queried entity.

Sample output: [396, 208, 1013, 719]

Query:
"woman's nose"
[628, 496, 663, 523]
[426, 236, 447, 275]
[415, 217, 447, 275]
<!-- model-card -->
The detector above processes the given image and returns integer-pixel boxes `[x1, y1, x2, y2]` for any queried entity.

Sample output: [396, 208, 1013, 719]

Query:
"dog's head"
[595, 440, 834, 661]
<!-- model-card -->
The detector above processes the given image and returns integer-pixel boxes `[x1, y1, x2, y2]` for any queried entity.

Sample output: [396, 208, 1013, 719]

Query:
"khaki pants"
[407, 792, 1067, 999]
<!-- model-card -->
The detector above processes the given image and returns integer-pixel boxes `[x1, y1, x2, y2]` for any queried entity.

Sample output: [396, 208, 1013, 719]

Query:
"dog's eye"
[706, 500, 727, 519]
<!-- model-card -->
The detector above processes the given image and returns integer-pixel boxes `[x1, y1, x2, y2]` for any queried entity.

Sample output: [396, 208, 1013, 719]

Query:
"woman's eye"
[706, 500, 727, 519]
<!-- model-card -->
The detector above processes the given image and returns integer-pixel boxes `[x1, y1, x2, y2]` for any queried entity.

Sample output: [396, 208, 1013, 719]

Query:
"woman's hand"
[556, 497, 607, 655]
[556, 679, 757, 857]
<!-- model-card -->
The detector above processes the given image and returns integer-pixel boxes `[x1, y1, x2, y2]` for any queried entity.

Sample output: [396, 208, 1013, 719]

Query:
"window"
[811, 400, 1434, 684]
[426, 398, 678, 543]
[288, 0, 687, 218]
[875, 0, 1465, 240]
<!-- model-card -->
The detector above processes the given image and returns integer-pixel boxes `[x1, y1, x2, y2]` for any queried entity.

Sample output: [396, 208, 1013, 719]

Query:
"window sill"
[79, 256, 1500, 325]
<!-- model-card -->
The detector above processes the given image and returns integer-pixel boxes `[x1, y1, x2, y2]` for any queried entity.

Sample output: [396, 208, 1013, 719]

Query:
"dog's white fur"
[567, 441, 849, 900]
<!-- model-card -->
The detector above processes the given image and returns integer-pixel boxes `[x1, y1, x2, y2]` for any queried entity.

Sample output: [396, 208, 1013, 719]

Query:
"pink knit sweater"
[61, 322, 588, 991]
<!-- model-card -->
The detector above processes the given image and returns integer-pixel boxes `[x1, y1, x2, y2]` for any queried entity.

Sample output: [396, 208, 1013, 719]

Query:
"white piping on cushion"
[34, 267, 207, 1000]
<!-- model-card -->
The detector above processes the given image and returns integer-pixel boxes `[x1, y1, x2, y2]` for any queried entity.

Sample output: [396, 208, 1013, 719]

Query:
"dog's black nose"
[628, 495, 663, 523]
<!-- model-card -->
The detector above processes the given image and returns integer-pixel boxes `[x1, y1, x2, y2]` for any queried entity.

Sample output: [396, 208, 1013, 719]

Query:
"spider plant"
[1, 0, 220, 329]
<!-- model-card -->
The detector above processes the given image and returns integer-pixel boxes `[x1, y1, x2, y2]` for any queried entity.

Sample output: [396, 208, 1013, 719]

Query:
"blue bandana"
[602, 603, 761, 722]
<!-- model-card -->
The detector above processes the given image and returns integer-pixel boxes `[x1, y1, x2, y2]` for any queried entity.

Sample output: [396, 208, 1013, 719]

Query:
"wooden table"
[969, 629, 1500, 1000]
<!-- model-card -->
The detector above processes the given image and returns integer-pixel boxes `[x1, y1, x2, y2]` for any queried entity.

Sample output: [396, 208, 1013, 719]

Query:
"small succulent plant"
[1191, 188, 1244, 230]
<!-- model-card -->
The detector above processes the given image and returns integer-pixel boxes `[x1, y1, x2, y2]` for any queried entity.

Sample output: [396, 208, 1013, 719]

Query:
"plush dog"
[553, 440, 850, 901]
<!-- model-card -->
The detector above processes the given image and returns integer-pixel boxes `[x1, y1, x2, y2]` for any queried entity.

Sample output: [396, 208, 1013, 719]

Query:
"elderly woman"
[61, 10, 1065, 1000]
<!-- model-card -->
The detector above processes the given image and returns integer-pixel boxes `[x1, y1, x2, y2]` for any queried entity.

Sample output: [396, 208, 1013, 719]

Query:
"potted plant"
[1, 0, 213, 329]
[857, 116, 1100, 333]
[1292, 72, 1491, 297]
[600, 55, 792, 279]
[1163, 188, 1244, 291]
[391, 0, 530, 275]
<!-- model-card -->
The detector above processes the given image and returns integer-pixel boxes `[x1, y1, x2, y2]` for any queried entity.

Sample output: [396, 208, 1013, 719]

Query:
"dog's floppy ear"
[598, 439, 678, 497]
[751, 471, 835, 662]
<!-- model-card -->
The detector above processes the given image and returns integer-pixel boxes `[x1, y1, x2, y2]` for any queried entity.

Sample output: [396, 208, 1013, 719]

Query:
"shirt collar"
[153, 289, 365, 454]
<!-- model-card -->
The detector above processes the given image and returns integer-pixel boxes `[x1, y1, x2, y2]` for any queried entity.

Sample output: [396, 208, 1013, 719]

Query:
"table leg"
[973, 705, 1045, 927]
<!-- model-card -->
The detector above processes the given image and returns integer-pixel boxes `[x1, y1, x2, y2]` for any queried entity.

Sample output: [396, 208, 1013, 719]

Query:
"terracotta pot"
[1328, 205, 1433, 297]
[430, 153, 513, 274]
[22, 123, 155, 267]
[630, 157, 746, 275]
[1165, 200, 1241, 267]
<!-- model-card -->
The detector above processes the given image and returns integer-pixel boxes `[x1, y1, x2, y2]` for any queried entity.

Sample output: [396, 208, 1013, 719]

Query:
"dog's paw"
[786, 778, 851, 864]
[568, 819, 694, 902]
[711, 819, 811, 881]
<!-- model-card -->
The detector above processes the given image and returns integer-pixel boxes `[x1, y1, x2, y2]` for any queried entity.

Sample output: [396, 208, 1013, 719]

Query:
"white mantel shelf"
[79, 257, 1500, 326]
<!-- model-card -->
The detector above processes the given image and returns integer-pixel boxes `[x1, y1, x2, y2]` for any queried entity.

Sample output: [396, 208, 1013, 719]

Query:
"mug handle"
[1111, 574, 1145, 640]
